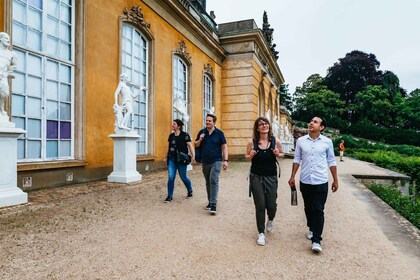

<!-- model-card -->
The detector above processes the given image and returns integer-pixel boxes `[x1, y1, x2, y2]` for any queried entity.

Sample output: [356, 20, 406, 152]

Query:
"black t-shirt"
[251, 139, 277, 176]
[168, 131, 191, 157]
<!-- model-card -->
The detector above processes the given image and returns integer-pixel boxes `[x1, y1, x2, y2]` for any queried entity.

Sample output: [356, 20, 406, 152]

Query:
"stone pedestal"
[108, 131, 142, 183]
[0, 124, 28, 208]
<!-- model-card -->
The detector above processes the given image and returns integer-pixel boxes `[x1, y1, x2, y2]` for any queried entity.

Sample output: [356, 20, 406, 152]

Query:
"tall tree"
[402, 89, 420, 129]
[293, 89, 346, 128]
[279, 84, 293, 112]
[324, 50, 383, 122]
[382, 70, 400, 102]
[294, 73, 326, 99]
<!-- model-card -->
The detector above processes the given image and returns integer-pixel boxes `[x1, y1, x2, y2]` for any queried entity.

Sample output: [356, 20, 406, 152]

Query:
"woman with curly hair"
[245, 117, 284, 246]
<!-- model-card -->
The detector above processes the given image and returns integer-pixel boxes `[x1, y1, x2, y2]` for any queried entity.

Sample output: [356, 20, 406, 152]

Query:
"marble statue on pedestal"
[272, 115, 280, 138]
[280, 123, 285, 143]
[0, 32, 17, 119]
[113, 73, 146, 132]
[173, 90, 190, 123]
[0, 32, 27, 208]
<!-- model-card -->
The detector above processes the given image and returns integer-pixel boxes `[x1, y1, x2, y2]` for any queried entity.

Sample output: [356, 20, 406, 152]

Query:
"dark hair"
[173, 119, 184, 130]
[206, 113, 217, 122]
[252, 117, 273, 142]
[313, 116, 327, 132]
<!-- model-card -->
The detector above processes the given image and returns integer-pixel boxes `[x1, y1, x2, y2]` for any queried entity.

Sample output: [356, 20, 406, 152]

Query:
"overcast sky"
[207, 0, 420, 94]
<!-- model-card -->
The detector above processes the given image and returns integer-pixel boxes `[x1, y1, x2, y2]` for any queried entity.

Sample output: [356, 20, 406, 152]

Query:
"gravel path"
[0, 158, 419, 279]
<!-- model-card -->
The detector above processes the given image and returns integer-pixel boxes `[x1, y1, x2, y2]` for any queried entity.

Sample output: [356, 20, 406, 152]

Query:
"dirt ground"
[0, 159, 419, 280]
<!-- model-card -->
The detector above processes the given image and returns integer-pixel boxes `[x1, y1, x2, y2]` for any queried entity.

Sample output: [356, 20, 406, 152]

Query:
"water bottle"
[291, 185, 298, 206]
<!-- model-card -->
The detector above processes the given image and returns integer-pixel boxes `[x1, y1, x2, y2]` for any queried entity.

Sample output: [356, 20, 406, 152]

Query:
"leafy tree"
[293, 89, 346, 128]
[324, 50, 383, 122]
[294, 74, 326, 99]
[402, 89, 420, 129]
[279, 84, 293, 112]
[352, 85, 393, 127]
[382, 70, 403, 102]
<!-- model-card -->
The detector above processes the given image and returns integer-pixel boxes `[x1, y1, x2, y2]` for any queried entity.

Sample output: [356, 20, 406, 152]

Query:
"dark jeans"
[250, 174, 278, 233]
[167, 157, 192, 197]
[300, 181, 328, 243]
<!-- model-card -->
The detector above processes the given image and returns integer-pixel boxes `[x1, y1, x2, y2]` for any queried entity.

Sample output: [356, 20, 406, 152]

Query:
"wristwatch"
[223, 159, 229, 162]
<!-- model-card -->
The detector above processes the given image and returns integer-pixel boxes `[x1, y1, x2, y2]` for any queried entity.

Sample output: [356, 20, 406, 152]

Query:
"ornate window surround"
[172, 40, 192, 134]
[119, 6, 155, 158]
[202, 62, 215, 125]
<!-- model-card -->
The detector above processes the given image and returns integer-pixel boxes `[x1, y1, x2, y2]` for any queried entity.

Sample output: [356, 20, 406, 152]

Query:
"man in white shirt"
[288, 116, 338, 253]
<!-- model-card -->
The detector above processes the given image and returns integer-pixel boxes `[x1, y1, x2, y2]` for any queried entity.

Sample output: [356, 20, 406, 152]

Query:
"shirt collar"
[305, 134, 322, 141]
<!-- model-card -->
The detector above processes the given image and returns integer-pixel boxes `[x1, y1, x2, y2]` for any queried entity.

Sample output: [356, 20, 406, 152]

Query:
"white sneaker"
[257, 233, 266, 246]
[311, 242, 322, 252]
[266, 220, 274, 233]
[306, 231, 313, 240]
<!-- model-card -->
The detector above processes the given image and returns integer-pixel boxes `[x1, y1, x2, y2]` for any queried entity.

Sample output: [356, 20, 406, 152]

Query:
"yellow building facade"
[2, 0, 284, 190]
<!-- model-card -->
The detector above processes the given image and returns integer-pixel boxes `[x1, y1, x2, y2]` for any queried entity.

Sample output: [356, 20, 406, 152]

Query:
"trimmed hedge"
[342, 119, 420, 146]
[353, 150, 420, 198]
[369, 184, 419, 229]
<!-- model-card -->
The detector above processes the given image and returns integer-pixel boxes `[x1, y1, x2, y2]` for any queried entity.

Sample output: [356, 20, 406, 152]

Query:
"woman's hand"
[249, 149, 257, 159]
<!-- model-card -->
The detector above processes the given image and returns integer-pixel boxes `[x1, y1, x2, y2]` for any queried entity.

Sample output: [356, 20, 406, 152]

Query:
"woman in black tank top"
[245, 117, 284, 246]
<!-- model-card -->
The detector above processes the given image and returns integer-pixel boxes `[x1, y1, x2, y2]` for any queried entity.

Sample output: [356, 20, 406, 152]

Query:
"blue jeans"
[300, 181, 328, 244]
[202, 161, 222, 204]
[167, 157, 192, 197]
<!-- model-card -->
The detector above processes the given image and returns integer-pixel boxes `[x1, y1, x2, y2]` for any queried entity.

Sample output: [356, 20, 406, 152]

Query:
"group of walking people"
[164, 114, 338, 253]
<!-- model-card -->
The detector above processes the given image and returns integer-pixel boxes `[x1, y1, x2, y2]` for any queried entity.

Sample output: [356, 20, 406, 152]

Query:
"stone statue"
[272, 115, 280, 138]
[280, 123, 285, 142]
[0, 32, 17, 119]
[114, 73, 146, 131]
[173, 90, 189, 123]
[204, 106, 215, 115]
[285, 124, 291, 143]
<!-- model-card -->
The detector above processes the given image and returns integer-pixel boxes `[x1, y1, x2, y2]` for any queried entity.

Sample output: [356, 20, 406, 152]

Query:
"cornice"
[143, 0, 226, 65]
[219, 29, 285, 87]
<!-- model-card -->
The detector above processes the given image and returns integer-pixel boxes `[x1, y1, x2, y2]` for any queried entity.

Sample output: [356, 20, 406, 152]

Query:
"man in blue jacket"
[195, 113, 228, 215]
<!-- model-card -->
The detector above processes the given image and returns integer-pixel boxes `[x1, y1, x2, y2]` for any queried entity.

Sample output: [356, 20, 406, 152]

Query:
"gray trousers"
[250, 174, 278, 233]
[202, 161, 222, 204]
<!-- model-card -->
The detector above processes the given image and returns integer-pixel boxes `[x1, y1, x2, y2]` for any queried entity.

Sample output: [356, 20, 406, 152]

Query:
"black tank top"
[251, 140, 277, 176]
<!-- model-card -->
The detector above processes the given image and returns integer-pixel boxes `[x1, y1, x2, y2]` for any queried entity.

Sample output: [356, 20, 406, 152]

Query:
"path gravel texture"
[0, 158, 419, 279]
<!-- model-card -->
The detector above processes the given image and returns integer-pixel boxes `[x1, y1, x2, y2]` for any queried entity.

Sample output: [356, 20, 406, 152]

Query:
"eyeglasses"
[258, 122, 269, 127]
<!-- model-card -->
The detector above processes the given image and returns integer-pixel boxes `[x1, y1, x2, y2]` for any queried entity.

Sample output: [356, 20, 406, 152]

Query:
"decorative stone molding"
[174, 40, 192, 65]
[203, 62, 214, 78]
[122, 6, 151, 29]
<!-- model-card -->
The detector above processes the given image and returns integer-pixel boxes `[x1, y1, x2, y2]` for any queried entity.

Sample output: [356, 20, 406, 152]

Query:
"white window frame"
[11, 0, 75, 162]
[172, 56, 189, 132]
[120, 23, 149, 155]
[203, 73, 213, 127]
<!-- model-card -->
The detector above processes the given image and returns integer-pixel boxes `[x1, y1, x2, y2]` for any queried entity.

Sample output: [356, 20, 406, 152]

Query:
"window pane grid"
[13, 0, 73, 61]
[12, 1, 74, 161]
[121, 24, 148, 155]
[203, 75, 213, 126]
[173, 57, 188, 131]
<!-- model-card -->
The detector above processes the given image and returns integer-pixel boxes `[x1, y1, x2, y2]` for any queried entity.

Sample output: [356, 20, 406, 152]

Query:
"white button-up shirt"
[293, 134, 337, 185]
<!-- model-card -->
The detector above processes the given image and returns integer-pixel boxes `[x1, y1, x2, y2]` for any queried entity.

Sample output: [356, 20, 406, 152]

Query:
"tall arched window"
[11, 0, 75, 161]
[173, 56, 188, 131]
[121, 23, 148, 155]
[258, 83, 265, 117]
[203, 74, 213, 126]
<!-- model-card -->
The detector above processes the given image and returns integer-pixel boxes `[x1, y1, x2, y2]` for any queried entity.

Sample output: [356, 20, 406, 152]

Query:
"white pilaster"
[108, 131, 142, 183]
[0, 125, 28, 208]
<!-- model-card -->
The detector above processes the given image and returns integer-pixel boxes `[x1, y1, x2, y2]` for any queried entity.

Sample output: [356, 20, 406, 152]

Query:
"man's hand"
[222, 161, 228, 170]
[332, 181, 338, 192]
[199, 133, 205, 141]
[288, 177, 295, 188]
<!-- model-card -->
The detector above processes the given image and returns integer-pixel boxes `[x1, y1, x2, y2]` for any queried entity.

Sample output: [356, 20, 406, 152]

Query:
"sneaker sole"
[210, 211, 217, 215]
[257, 241, 265, 246]
[312, 247, 322, 253]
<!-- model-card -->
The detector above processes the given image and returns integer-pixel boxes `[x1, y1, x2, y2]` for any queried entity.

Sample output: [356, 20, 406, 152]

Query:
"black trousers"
[300, 181, 328, 243]
[250, 174, 278, 233]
